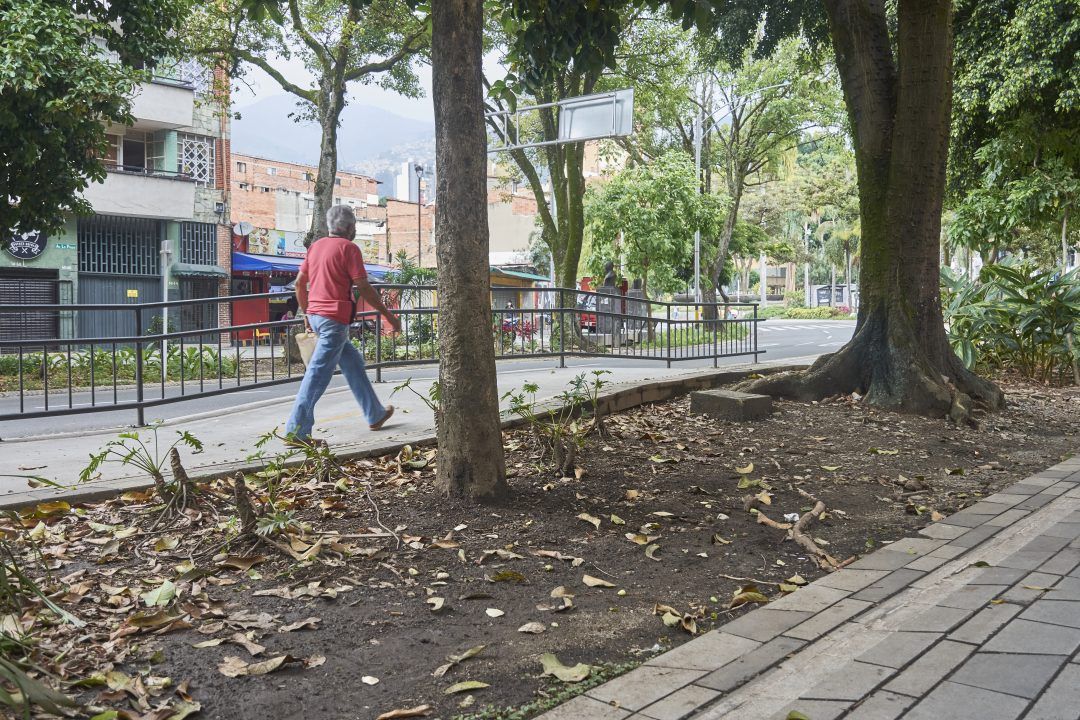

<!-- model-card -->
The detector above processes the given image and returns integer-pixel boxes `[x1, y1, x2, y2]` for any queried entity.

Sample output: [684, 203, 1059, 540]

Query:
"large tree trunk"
[746, 0, 1003, 420]
[431, 0, 508, 500]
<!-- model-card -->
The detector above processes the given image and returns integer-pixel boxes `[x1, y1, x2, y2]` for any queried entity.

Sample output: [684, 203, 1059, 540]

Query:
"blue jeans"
[286, 314, 385, 440]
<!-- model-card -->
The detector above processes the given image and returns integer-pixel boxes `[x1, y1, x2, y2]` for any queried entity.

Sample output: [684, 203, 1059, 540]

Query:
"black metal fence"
[0, 285, 760, 424]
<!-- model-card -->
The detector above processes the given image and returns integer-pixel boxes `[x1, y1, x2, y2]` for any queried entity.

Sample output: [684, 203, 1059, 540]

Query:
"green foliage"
[80, 425, 203, 487]
[942, 260, 1080, 381]
[0, 0, 186, 240]
[949, 0, 1080, 261]
[503, 371, 611, 476]
[783, 307, 848, 320]
[391, 377, 441, 414]
[586, 151, 722, 294]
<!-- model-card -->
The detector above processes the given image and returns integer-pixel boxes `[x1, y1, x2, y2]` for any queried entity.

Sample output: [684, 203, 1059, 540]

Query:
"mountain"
[231, 95, 434, 173]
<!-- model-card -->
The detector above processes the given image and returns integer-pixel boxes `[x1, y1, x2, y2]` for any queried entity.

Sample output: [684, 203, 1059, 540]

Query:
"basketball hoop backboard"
[487, 88, 634, 153]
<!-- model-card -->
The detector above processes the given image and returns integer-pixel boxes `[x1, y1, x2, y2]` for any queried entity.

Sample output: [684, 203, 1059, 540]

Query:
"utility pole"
[414, 163, 424, 265]
[693, 112, 702, 304]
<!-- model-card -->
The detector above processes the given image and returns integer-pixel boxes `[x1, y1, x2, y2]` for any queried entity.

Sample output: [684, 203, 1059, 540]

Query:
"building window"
[178, 133, 214, 186]
[267, 167, 278, 176]
[258, 186, 271, 193]
[236, 161, 247, 173]
[102, 135, 120, 167]
[238, 182, 250, 190]
[303, 172, 314, 182]
[305, 198, 315, 209]
[180, 222, 217, 265]
[334, 178, 342, 186]
[78, 215, 162, 275]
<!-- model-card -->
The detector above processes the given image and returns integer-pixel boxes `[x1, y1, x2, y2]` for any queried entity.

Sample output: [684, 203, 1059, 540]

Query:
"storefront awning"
[491, 267, 552, 283]
[232, 252, 391, 280]
[172, 263, 229, 278]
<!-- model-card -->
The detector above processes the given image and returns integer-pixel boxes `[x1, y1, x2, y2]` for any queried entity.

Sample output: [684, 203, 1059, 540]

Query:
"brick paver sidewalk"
[539, 455, 1080, 720]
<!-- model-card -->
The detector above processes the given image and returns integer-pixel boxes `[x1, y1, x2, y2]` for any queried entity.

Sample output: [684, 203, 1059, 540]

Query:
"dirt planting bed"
[6, 378, 1078, 720]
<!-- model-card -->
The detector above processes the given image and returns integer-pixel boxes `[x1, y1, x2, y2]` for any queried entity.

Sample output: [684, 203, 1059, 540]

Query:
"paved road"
[0, 320, 853, 440]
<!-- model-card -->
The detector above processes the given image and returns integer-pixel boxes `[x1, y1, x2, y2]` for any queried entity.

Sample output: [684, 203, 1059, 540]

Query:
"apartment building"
[230, 154, 384, 259]
[0, 60, 231, 342]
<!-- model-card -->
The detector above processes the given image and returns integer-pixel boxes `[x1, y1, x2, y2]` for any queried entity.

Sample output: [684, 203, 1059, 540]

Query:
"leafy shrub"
[785, 307, 838, 320]
[783, 288, 806, 309]
[759, 306, 787, 319]
[942, 260, 1080, 381]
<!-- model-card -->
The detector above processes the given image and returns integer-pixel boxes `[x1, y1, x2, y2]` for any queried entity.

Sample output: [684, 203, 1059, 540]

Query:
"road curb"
[0, 360, 813, 511]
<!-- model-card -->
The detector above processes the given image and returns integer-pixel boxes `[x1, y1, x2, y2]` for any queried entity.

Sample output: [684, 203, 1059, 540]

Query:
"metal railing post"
[713, 304, 719, 368]
[665, 304, 672, 369]
[375, 311, 383, 383]
[753, 304, 760, 364]
[135, 305, 145, 426]
[558, 289, 566, 369]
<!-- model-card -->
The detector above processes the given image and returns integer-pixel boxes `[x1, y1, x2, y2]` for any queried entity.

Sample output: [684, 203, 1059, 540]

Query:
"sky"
[231, 51, 506, 121]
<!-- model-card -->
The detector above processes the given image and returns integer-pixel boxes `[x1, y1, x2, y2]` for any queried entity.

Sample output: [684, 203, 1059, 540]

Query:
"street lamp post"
[414, 163, 423, 265]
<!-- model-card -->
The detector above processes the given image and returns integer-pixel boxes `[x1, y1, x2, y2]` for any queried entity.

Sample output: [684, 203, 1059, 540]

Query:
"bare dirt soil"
[6, 378, 1078, 720]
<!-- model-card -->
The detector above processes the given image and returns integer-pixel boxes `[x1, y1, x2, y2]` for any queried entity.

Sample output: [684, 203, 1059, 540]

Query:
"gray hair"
[326, 204, 356, 238]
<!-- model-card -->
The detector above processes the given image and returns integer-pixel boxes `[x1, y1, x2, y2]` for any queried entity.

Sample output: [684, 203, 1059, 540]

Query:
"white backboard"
[487, 88, 635, 153]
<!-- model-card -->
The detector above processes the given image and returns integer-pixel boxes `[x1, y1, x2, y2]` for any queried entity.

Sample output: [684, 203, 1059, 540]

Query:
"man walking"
[286, 205, 400, 448]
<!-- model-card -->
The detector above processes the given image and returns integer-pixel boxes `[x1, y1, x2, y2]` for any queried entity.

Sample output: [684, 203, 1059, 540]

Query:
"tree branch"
[232, 48, 317, 102]
[288, 0, 331, 68]
[343, 26, 427, 82]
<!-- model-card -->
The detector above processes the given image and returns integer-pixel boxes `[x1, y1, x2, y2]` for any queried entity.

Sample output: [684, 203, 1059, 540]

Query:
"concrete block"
[638, 684, 721, 720]
[587, 666, 705, 712]
[884, 640, 973, 697]
[948, 602, 1022, 644]
[949, 652, 1065, 698]
[644, 631, 760, 672]
[536, 695, 632, 720]
[856, 631, 941, 669]
[1019, 599, 1080, 629]
[1024, 662, 1080, 720]
[688, 389, 771, 421]
[784, 598, 873, 641]
[982, 618, 1080, 655]
[696, 636, 805, 692]
[717, 608, 813, 643]
[814, 568, 890, 592]
[772, 700, 849, 720]
[904, 681, 1028, 720]
[851, 568, 925, 602]
[845, 691, 915, 719]
[801, 660, 894, 701]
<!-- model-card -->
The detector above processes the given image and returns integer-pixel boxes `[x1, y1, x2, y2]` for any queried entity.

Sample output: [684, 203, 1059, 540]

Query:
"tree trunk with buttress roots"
[744, 0, 1003, 420]
[431, 0, 508, 500]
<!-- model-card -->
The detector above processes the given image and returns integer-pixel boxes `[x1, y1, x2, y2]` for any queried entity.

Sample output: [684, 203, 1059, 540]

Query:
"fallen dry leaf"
[582, 575, 615, 588]
[376, 705, 432, 720]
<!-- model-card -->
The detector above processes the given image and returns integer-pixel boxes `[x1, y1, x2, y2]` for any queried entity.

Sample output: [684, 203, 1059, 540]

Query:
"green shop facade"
[1, 72, 231, 345]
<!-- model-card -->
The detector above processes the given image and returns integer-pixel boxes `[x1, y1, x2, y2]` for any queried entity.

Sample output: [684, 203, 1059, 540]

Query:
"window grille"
[78, 216, 162, 276]
[180, 223, 217, 265]
[178, 133, 214, 186]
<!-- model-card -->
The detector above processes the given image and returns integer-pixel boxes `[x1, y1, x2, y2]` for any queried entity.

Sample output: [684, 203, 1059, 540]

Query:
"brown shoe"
[370, 405, 394, 431]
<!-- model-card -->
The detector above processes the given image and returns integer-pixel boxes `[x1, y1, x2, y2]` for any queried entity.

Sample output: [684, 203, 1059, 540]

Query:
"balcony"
[82, 168, 196, 220]
[129, 80, 194, 130]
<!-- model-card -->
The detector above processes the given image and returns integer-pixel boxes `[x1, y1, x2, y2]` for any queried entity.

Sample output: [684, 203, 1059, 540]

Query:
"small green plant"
[80, 425, 203, 522]
[391, 378, 442, 426]
[503, 371, 611, 476]
[942, 260, 1080, 382]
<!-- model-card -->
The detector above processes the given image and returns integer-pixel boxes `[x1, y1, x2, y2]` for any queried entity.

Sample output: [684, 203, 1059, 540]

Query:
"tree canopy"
[1, 0, 188, 241]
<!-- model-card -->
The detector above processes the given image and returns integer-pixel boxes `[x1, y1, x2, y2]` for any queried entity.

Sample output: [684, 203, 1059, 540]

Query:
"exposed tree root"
[740, 311, 1005, 424]
[747, 488, 854, 572]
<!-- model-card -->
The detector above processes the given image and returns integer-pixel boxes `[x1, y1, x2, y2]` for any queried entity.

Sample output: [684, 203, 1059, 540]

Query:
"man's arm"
[353, 276, 402, 332]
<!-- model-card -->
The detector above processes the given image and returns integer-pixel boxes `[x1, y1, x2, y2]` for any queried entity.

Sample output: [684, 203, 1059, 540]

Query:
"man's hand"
[385, 313, 402, 333]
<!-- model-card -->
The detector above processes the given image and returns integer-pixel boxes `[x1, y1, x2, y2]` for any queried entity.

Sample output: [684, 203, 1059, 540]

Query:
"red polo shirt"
[299, 236, 367, 325]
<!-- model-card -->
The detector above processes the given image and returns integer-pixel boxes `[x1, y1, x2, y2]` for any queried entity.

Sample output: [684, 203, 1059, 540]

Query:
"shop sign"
[4, 231, 47, 260]
[247, 228, 306, 258]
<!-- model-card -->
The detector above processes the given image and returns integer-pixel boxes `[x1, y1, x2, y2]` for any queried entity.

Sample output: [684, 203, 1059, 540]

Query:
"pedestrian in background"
[285, 205, 400, 448]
